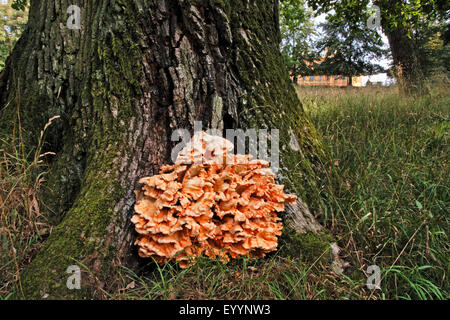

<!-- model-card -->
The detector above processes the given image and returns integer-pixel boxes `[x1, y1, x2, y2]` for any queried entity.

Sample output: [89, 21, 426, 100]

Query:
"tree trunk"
[385, 26, 425, 94]
[1, 0, 334, 299]
[371, 0, 426, 94]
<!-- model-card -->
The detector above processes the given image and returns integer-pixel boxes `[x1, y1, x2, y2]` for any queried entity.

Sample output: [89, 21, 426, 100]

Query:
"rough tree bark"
[1, 0, 336, 299]
[385, 26, 425, 94]
[373, 0, 426, 94]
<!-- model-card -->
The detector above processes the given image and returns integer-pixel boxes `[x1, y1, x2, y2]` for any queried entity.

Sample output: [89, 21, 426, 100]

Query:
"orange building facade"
[293, 75, 363, 87]
[292, 49, 364, 87]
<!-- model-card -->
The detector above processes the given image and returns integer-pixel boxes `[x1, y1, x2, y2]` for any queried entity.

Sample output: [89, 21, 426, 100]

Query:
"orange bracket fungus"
[131, 131, 297, 268]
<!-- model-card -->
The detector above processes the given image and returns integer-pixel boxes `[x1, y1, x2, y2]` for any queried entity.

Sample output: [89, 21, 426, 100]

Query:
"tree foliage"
[10, 0, 28, 11]
[414, 22, 450, 78]
[279, 0, 316, 78]
[315, 16, 388, 79]
[307, 0, 449, 93]
[0, 1, 28, 70]
[307, 0, 449, 32]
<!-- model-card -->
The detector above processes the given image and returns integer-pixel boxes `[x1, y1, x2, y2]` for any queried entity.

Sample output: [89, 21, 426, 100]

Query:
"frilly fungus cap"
[131, 131, 296, 267]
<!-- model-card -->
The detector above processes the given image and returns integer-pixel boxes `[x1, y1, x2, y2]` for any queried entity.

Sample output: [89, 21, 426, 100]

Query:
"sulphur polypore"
[131, 131, 296, 267]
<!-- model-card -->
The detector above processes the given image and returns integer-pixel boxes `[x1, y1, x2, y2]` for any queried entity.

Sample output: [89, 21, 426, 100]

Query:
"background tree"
[307, 0, 450, 94]
[315, 16, 388, 86]
[280, 0, 316, 81]
[414, 22, 450, 79]
[0, 0, 336, 299]
[0, 1, 28, 70]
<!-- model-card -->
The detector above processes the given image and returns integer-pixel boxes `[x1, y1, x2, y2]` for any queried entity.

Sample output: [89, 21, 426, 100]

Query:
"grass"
[0, 115, 57, 299]
[301, 83, 449, 299]
[109, 254, 364, 300]
[0, 82, 448, 300]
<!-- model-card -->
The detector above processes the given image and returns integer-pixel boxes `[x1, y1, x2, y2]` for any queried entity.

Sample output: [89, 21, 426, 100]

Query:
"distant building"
[294, 75, 364, 87]
[292, 48, 364, 87]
